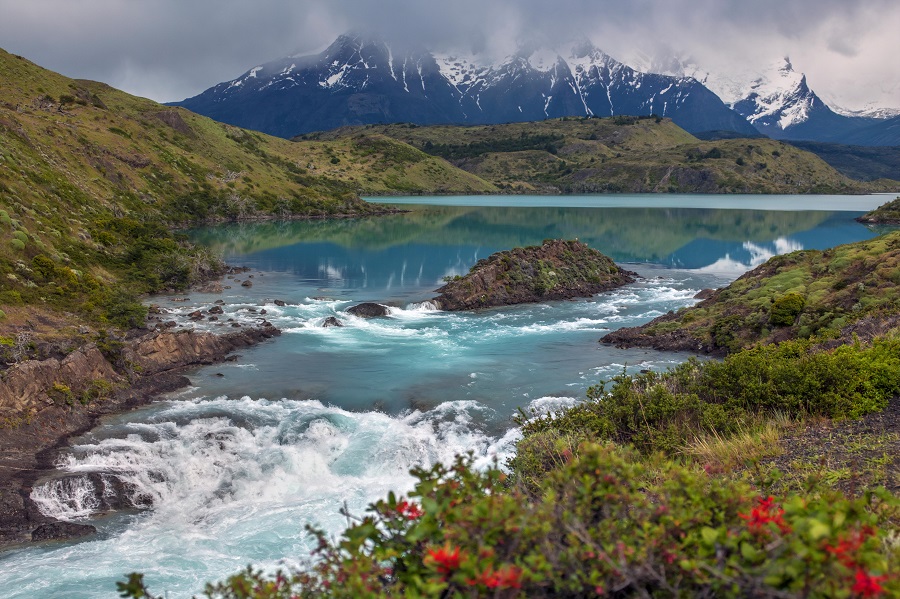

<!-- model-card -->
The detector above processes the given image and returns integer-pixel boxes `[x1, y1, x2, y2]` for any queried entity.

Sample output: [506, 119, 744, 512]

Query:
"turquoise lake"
[0, 194, 889, 598]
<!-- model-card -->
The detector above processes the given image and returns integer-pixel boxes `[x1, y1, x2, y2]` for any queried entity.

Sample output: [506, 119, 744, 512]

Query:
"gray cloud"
[0, 0, 897, 109]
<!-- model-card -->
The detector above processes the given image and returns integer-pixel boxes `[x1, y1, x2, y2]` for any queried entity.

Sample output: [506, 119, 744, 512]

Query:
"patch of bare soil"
[762, 397, 900, 496]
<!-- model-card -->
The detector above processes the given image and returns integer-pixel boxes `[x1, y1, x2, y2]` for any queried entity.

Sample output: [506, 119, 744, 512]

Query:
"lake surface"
[0, 194, 888, 598]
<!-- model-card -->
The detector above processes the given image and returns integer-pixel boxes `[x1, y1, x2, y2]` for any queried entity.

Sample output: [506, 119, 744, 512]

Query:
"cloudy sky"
[0, 0, 897, 110]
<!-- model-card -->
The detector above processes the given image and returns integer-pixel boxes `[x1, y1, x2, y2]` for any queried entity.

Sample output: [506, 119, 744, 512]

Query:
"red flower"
[495, 565, 523, 589]
[739, 496, 791, 535]
[427, 545, 462, 576]
[467, 565, 522, 590]
[825, 527, 877, 569]
[395, 500, 424, 520]
[853, 569, 887, 598]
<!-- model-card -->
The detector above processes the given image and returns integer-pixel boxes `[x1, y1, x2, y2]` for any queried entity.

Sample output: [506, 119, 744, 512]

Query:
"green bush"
[9, 238, 25, 251]
[771, 293, 806, 327]
[119, 444, 900, 598]
[516, 337, 900, 457]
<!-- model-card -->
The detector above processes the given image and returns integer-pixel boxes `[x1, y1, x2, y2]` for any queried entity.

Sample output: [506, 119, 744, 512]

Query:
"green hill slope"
[604, 230, 900, 353]
[0, 48, 383, 335]
[300, 117, 894, 194]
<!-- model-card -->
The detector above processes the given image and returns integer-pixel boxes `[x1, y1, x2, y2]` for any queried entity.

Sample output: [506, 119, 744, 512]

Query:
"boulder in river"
[347, 302, 391, 318]
[433, 239, 637, 311]
[322, 316, 343, 328]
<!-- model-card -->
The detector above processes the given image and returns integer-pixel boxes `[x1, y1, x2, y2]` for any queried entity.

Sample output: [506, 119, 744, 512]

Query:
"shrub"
[516, 337, 900, 457]
[9, 238, 25, 251]
[49, 382, 75, 406]
[119, 445, 900, 598]
[771, 293, 806, 327]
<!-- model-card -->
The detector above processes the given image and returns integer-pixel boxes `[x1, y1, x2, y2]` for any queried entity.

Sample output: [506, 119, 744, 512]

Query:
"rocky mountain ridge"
[625, 52, 899, 146]
[174, 33, 757, 139]
[175, 33, 899, 146]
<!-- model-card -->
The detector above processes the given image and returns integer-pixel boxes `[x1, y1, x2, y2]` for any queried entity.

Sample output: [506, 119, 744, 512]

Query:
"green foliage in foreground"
[119, 444, 900, 598]
[513, 337, 900, 474]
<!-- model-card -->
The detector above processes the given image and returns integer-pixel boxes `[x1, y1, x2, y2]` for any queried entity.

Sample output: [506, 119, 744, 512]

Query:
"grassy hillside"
[605, 229, 900, 353]
[300, 117, 894, 194]
[0, 48, 389, 338]
[283, 134, 496, 195]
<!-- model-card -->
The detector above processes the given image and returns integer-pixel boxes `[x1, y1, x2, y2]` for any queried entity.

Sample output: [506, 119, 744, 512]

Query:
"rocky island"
[433, 239, 636, 311]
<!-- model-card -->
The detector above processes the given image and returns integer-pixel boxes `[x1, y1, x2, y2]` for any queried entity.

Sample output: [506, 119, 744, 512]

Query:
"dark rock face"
[602, 310, 716, 354]
[322, 316, 343, 327]
[0, 325, 281, 548]
[346, 303, 391, 318]
[30, 521, 96, 543]
[694, 288, 716, 300]
[434, 239, 636, 311]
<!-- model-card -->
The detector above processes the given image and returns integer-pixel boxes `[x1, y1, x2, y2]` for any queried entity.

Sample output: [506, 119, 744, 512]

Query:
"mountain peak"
[174, 31, 760, 138]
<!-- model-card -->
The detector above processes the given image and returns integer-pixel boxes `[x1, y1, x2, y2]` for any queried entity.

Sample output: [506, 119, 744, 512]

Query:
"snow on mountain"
[734, 58, 815, 130]
[821, 97, 900, 120]
[626, 49, 900, 135]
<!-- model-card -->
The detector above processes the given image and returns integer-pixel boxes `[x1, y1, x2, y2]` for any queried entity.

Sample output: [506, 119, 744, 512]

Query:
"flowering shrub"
[119, 443, 900, 598]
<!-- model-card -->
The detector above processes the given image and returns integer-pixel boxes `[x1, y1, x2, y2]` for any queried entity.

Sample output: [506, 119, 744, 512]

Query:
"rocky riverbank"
[0, 324, 280, 548]
[433, 239, 636, 311]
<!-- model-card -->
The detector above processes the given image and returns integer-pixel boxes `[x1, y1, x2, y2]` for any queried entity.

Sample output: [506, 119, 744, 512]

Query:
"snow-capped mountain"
[626, 52, 899, 145]
[174, 33, 757, 139]
[731, 58, 824, 132]
[822, 97, 900, 120]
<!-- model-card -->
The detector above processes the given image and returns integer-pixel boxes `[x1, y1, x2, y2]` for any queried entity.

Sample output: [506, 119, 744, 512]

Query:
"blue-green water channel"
[0, 194, 888, 597]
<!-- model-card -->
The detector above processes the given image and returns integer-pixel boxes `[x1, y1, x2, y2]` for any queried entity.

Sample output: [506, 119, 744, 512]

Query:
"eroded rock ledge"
[433, 239, 636, 311]
[0, 325, 280, 548]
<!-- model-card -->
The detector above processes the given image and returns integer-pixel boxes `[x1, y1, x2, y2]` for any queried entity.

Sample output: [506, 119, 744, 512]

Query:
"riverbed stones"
[322, 316, 343, 327]
[347, 302, 390, 318]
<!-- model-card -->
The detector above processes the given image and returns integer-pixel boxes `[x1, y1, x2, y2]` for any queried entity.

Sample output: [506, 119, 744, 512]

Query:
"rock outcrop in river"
[433, 239, 636, 311]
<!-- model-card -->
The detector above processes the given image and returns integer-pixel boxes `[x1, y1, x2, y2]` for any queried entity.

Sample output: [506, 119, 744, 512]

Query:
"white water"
[8, 398, 520, 598]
